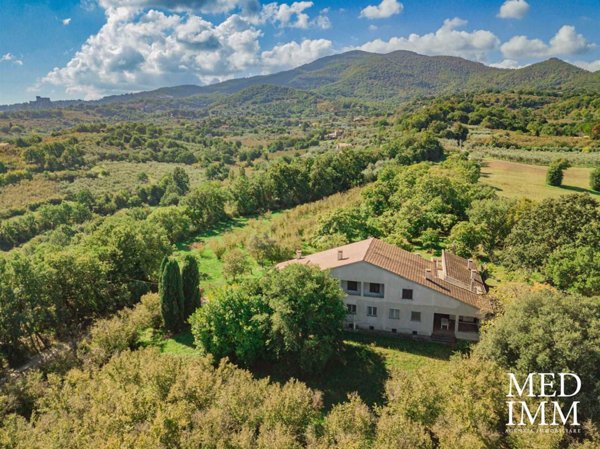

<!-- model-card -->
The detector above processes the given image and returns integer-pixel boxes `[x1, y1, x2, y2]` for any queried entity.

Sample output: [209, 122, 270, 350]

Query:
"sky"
[1, 0, 600, 104]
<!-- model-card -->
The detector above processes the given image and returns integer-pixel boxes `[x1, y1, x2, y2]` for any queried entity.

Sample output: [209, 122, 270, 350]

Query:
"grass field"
[481, 159, 598, 201]
[151, 328, 456, 409]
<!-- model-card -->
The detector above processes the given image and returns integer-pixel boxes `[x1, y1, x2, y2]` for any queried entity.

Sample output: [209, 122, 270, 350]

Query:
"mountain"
[2, 50, 598, 111]
[127, 51, 595, 103]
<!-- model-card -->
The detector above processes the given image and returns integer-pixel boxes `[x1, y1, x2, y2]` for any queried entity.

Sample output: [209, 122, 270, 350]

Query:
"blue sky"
[1, 0, 600, 104]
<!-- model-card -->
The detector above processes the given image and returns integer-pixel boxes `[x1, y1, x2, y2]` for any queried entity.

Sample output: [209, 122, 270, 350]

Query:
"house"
[277, 238, 492, 343]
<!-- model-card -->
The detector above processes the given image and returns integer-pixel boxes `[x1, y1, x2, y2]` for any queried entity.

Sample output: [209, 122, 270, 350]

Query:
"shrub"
[79, 293, 161, 366]
[545, 158, 570, 186]
[591, 167, 600, 192]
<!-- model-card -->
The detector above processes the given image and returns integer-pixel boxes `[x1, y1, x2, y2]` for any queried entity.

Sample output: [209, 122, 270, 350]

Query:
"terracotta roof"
[277, 238, 491, 312]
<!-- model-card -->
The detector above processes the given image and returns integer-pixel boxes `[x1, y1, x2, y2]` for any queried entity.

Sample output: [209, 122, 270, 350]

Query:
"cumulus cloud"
[360, 0, 403, 20]
[570, 59, 600, 72]
[358, 18, 500, 62]
[42, 9, 263, 99]
[489, 58, 522, 69]
[497, 0, 530, 19]
[63, 18, 72, 25]
[40, 2, 335, 99]
[501, 25, 595, 59]
[1, 53, 23, 66]
[261, 39, 333, 71]
[259, 1, 315, 29]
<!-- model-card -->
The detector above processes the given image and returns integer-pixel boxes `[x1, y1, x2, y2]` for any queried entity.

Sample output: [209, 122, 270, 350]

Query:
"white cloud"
[368, 24, 378, 31]
[570, 59, 600, 72]
[63, 18, 72, 26]
[42, 9, 263, 99]
[358, 18, 500, 62]
[489, 58, 522, 69]
[497, 0, 530, 19]
[501, 25, 595, 59]
[1, 53, 23, 66]
[260, 1, 313, 29]
[360, 0, 403, 20]
[261, 39, 333, 71]
[40, 2, 335, 99]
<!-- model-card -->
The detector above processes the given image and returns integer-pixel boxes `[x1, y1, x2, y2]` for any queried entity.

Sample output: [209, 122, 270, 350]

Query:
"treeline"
[0, 214, 171, 364]
[401, 92, 600, 139]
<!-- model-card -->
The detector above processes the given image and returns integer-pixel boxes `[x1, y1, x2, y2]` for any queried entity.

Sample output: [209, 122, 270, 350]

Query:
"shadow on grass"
[251, 340, 388, 411]
[251, 332, 455, 411]
[151, 329, 456, 410]
[559, 184, 599, 196]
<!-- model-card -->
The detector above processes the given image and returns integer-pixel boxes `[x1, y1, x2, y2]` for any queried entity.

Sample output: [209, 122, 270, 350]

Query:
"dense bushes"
[0, 201, 92, 250]
[3, 344, 595, 448]
[191, 264, 345, 373]
[78, 293, 161, 366]
[315, 157, 494, 251]
[476, 290, 600, 422]
[0, 214, 171, 363]
[501, 194, 600, 295]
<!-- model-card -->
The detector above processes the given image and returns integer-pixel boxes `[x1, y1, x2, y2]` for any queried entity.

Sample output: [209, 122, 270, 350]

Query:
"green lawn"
[153, 329, 456, 410]
[481, 159, 598, 201]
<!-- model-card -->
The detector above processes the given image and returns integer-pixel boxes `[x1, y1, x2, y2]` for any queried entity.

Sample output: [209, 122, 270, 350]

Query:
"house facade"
[277, 238, 492, 342]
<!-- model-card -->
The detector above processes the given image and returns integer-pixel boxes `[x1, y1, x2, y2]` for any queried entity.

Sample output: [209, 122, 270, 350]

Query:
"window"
[367, 306, 377, 317]
[343, 280, 361, 296]
[410, 311, 421, 322]
[365, 282, 384, 298]
[347, 304, 357, 315]
[402, 288, 413, 300]
[389, 308, 400, 320]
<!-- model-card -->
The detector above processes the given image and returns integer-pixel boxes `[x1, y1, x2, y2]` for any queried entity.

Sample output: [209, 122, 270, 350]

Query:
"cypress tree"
[159, 258, 184, 333]
[181, 254, 201, 322]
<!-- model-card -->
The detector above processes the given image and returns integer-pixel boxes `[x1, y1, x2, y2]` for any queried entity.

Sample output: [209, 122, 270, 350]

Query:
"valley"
[0, 49, 599, 448]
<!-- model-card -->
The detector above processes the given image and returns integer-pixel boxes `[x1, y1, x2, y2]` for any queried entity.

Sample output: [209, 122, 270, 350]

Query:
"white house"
[277, 238, 492, 343]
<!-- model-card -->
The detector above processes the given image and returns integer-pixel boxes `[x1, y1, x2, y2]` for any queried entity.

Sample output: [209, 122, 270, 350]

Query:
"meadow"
[481, 159, 598, 201]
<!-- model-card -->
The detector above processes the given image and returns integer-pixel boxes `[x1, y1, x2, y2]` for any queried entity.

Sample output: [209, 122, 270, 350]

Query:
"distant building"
[28, 96, 52, 108]
[277, 238, 492, 343]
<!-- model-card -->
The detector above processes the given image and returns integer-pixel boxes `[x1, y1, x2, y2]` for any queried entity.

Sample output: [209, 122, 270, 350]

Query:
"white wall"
[330, 261, 482, 339]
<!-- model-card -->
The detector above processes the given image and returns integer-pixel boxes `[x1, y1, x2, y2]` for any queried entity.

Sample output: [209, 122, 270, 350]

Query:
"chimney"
[337, 250, 344, 261]
[470, 269, 476, 291]
[425, 268, 433, 281]
[467, 259, 474, 270]
[296, 249, 302, 259]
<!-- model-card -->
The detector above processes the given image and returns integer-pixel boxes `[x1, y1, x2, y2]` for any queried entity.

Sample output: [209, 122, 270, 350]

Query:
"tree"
[189, 287, 270, 365]
[590, 167, 600, 192]
[448, 222, 483, 258]
[181, 254, 201, 321]
[159, 258, 184, 333]
[147, 206, 191, 244]
[222, 248, 252, 282]
[546, 158, 570, 186]
[447, 122, 469, 148]
[467, 197, 516, 257]
[262, 264, 346, 373]
[544, 245, 600, 296]
[475, 290, 600, 422]
[183, 182, 228, 229]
